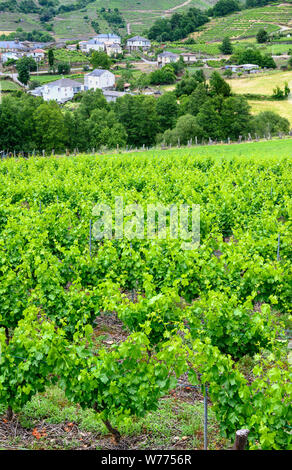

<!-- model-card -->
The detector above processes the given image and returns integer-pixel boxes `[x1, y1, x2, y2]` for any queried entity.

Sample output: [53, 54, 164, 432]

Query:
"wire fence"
[1, 131, 292, 160]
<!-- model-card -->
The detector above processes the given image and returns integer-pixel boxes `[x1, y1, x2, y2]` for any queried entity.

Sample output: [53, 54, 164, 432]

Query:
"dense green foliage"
[220, 37, 233, 55]
[0, 146, 291, 448]
[16, 56, 37, 85]
[90, 51, 112, 70]
[256, 28, 269, 43]
[147, 8, 209, 42]
[0, 70, 290, 153]
[99, 7, 125, 29]
[231, 47, 277, 68]
[208, 0, 240, 18]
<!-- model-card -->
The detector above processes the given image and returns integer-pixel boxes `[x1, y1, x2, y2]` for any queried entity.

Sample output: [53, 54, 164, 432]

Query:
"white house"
[0, 51, 23, 63]
[106, 43, 122, 57]
[84, 69, 115, 91]
[224, 64, 259, 74]
[240, 63, 260, 73]
[102, 90, 128, 103]
[79, 41, 88, 52]
[95, 34, 121, 46]
[40, 78, 83, 103]
[67, 44, 78, 51]
[127, 36, 151, 52]
[27, 49, 45, 62]
[85, 39, 105, 53]
[181, 53, 197, 64]
[157, 51, 180, 68]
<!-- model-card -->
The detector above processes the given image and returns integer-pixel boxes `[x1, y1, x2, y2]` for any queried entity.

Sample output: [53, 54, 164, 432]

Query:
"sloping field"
[227, 70, 292, 95]
[196, 4, 292, 42]
[248, 99, 292, 124]
[0, 0, 216, 39]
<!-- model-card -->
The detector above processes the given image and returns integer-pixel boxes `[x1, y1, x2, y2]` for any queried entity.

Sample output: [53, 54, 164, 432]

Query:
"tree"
[223, 68, 233, 78]
[175, 71, 205, 97]
[220, 37, 233, 55]
[211, 0, 240, 17]
[252, 111, 290, 136]
[162, 114, 203, 145]
[156, 92, 178, 132]
[115, 95, 158, 147]
[149, 66, 176, 85]
[33, 101, 67, 152]
[16, 56, 37, 85]
[209, 71, 231, 97]
[256, 29, 268, 44]
[63, 111, 88, 151]
[235, 48, 276, 69]
[147, 7, 209, 42]
[134, 73, 150, 91]
[90, 51, 112, 70]
[261, 54, 276, 69]
[235, 47, 262, 66]
[77, 88, 109, 120]
[57, 62, 70, 74]
[48, 48, 54, 67]
[183, 83, 209, 116]
[221, 96, 252, 139]
[87, 109, 127, 150]
[196, 99, 224, 140]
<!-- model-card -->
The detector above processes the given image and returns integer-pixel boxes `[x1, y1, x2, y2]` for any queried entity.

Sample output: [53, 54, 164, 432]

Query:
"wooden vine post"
[232, 429, 250, 450]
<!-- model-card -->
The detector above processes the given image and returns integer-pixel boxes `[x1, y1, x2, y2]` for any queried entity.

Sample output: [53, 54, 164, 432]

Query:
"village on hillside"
[0, 26, 286, 106]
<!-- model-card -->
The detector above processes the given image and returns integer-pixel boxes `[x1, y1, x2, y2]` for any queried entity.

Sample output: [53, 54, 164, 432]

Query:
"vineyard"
[196, 4, 292, 42]
[0, 140, 291, 450]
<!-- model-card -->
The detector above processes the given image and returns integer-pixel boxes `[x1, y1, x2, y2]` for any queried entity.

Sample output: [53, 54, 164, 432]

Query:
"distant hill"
[0, 0, 217, 41]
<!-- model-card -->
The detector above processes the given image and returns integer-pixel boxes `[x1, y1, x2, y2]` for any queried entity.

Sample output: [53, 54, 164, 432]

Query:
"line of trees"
[0, 71, 289, 153]
[147, 8, 209, 42]
[231, 48, 277, 68]
[0, 28, 53, 43]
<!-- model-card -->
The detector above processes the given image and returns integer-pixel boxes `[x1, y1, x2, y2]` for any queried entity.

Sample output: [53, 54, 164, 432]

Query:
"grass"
[0, 80, 21, 91]
[248, 99, 292, 124]
[31, 73, 85, 84]
[53, 49, 89, 64]
[0, 386, 229, 450]
[227, 70, 292, 96]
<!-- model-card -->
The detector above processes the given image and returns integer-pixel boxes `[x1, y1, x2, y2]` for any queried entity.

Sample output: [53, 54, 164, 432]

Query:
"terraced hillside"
[0, 0, 216, 39]
[195, 3, 292, 42]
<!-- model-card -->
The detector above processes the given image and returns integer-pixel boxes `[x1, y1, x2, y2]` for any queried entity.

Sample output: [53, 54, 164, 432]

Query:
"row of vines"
[0, 148, 291, 449]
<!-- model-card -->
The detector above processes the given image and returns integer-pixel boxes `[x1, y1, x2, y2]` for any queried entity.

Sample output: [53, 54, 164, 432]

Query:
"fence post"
[204, 386, 208, 450]
[89, 219, 92, 258]
[232, 429, 249, 450]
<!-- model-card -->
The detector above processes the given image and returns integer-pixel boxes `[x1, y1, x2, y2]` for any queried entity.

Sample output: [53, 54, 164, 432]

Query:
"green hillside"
[195, 3, 292, 42]
[0, 0, 216, 40]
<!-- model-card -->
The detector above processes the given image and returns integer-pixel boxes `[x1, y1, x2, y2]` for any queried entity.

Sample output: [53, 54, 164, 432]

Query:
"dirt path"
[166, 0, 192, 13]
[123, 1, 192, 35]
